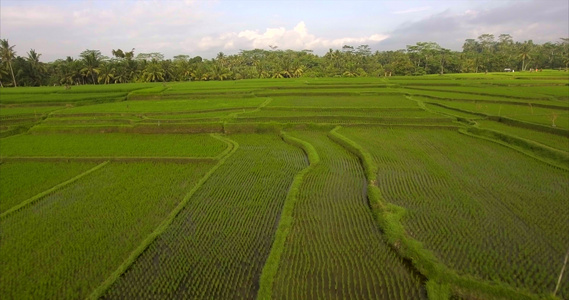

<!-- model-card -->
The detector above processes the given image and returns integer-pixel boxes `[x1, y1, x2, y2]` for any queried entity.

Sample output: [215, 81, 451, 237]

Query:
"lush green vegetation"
[0, 162, 215, 299]
[272, 130, 426, 299]
[0, 106, 63, 116]
[267, 94, 418, 108]
[0, 133, 226, 158]
[0, 72, 567, 300]
[54, 97, 266, 114]
[103, 134, 306, 298]
[423, 100, 568, 128]
[475, 120, 569, 152]
[0, 161, 98, 213]
[1, 35, 568, 87]
[340, 127, 569, 298]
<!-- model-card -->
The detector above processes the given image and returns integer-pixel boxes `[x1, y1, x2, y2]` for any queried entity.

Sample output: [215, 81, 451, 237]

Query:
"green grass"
[0, 161, 99, 213]
[340, 127, 569, 298]
[476, 120, 569, 152]
[423, 103, 486, 119]
[267, 94, 418, 108]
[53, 98, 266, 115]
[423, 99, 569, 129]
[104, 134, 306, 299]
[0, 92, 127, 104]
[2, 75, 568, 300]
[41, 115, 139, 125]
[0, 106, 64, 116]
[245, 107, 435, 118]
[0, 133, 227, 157]
[0, 83, 155, 95]
[231, 115, 453, 125]
[272, 130, 426, 299]
[402, 84, 566, 100]
[143, 108, 255, 120]
[0, 161, 215, 299]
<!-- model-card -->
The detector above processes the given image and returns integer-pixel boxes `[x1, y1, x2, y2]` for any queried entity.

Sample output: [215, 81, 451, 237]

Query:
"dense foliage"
[1, 35, 568, 87]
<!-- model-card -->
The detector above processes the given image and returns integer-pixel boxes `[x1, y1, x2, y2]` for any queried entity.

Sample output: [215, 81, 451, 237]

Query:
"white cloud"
[5, 0, 563, 62]
[392, 7, 431, 14]
[195, 21, 388, 52]
[0, 0, 210, 60]
[1, 5, 66, 27]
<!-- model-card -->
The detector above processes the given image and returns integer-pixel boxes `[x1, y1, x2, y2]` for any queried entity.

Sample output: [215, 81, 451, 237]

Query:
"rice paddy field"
[0, 71, 568, 300]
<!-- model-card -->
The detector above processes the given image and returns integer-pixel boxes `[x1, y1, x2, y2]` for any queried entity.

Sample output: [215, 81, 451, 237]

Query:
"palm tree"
[113, 65, 128, 84]
[1, 39, 18, 87]
[209, 63, 230, 81]
[98, 63, 115, 84]
[518, 43, 532, 71]
[0, 64, 8, 87]
[80, 50, 103, 84]
[25, 49, 46, 86]
[142, 60, 164, 82]
[292, 65, 304, 78]
[216, 52, 227, 68]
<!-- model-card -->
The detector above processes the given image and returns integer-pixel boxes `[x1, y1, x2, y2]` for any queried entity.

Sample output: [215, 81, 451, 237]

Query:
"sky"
[1, 0, 568, 62]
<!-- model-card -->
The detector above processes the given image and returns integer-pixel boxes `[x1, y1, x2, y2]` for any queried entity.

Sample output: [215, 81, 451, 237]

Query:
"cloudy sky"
[1, 0, 568, 62]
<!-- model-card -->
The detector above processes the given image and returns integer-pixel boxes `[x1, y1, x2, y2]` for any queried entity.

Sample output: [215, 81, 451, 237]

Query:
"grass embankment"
[272, 130, 426, 299]
[331, 126, 568, 299]
[476, 120, 569, 152]
[103, 134, 306, 299]
[0, 161, 101, 214]
[88, 135, 238, 299]
[0, 161, 108, 218]
[256, 131, 320, 299]
[1, 74, 567, 299]
[1, 162, 216, 299]
[0, 133, 227, 158]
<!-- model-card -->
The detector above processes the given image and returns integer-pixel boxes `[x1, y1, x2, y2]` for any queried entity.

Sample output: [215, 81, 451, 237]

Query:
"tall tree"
[496, 34, 515, 68]
[142, 59, 164, 82]
[24, 49, 47, 86]
[518, 42, 533, 71]
[462, 38, 481, 73]
[0, 39, 18, 87]
[478, 34, 495, 71]
[80, 50, 103, 84]
[0, 63, 8, 87]
[97, 63, 115, 84]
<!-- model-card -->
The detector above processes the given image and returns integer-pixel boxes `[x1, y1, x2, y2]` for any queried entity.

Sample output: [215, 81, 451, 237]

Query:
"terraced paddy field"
[339, 127, 569, 298]
[0, 72, 568, 300]
[271, 131, 426, 299]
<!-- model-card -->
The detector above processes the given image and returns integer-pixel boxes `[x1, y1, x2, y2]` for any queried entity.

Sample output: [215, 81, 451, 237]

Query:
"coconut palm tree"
[0, 64, 8, 87]
[142, 60, 164, 82]
[25, 49, 47, 86]
[209, 62, 230, 81]
[80, 50, 103, 84]
[518, 43, 532, 71]
[98, 63, 115, 84]
[1, 39, 18, 87]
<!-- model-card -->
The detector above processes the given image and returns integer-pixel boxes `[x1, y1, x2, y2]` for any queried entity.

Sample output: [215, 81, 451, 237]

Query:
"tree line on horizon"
[1, 34, 568, 87]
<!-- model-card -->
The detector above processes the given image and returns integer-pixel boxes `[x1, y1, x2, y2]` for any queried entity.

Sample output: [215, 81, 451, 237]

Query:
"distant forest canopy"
[1, 34, 568, 87]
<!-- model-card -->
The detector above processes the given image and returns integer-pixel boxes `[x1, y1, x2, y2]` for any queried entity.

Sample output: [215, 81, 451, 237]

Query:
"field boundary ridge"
[256, 131, 320, 299]
[87, 134, 239, 300]
[29, 122, 224, 134]
[328, 126, 544, 300]
[0, 156, 217, 163]
[0, 161, 109, 219]
[460, 127, 569, 171]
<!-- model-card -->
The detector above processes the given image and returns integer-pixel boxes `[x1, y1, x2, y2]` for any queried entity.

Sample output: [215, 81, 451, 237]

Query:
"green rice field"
[0, 72, 568, 300]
